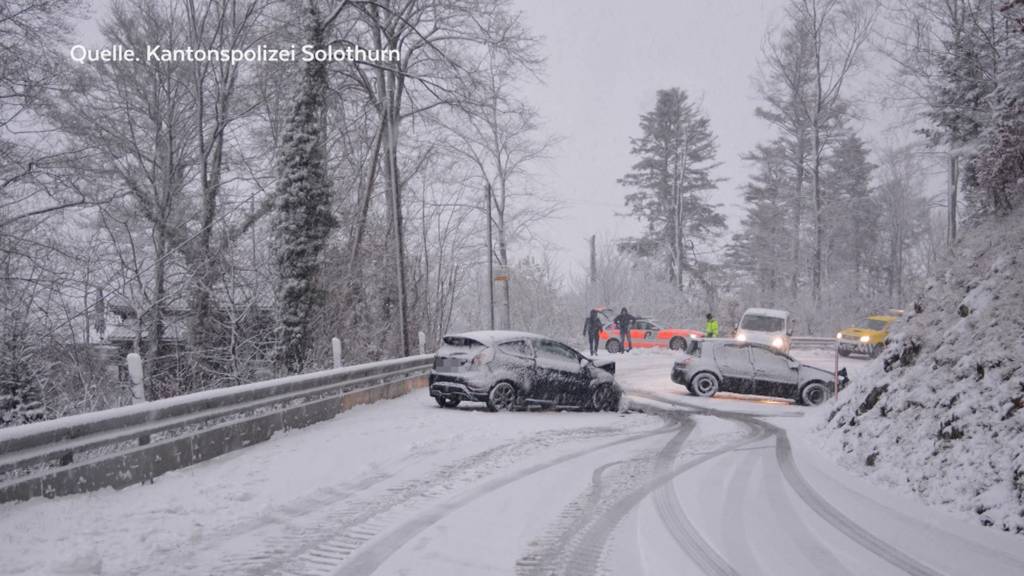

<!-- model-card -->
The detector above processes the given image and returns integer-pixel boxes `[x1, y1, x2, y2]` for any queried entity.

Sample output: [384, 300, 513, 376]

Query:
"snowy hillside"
[820, 207, 1024, 535]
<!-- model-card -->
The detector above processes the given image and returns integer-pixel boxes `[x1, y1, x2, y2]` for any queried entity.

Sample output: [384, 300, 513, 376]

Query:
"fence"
[790, 336, 840, 349]
[0, 354, 434, 504]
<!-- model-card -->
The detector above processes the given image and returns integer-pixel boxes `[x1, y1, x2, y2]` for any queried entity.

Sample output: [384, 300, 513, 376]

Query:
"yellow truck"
[836, 314, 900, 358]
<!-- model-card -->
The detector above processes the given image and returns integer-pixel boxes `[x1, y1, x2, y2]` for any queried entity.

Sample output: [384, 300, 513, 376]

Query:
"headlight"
[771, 337, 784, 348]
[836, 332, 843, 339]
[736, 332, 747, 342]
[859, 335, 870, 343]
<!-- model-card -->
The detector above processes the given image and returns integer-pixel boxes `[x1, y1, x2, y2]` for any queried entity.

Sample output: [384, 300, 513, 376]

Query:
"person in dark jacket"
[583, 309, 603, 355]
[613, 307, 635, 353]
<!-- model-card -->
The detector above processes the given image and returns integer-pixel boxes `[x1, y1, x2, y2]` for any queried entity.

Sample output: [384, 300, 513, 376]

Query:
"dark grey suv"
[671, 339, 849, 406]
[429, 330, 621, 412]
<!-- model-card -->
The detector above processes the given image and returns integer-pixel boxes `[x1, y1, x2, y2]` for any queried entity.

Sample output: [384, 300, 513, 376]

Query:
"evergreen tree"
[756, 14, 814, 300]
[271, 3, 337, 374]
[619, 88, 725, 298]
[726, 141, 794, 306]
[0, 322, 45, 427]
[822, 134, 878, 293]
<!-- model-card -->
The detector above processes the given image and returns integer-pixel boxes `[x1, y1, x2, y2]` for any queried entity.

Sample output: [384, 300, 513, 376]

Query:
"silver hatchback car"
[671, 339, 848, 406]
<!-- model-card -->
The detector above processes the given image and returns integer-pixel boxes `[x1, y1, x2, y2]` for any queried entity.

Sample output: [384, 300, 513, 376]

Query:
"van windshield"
[740, 315, 785, 332]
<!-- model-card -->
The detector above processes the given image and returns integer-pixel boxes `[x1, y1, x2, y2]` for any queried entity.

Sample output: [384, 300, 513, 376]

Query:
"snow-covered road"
[2, 350, 1023, 576]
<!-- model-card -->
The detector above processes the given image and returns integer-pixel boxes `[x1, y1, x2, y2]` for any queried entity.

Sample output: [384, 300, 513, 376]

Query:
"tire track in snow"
[758, 448, 857, 576]
[335, 418, 683, 576]
[638, 390, 949, 576]
[773, 431, 948, 576]
[519, 403, 770, 576]
[712, 438, 763, 573]
[515, 456, 651, 576]
[649, 417, 770, 576]
[207, 424, 655, 576]
[515, 417, 695, 576]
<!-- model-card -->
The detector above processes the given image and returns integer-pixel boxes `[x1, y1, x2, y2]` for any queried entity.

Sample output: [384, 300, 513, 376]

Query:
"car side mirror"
[788, 360, 799, 369]
[787, 329, 794, 336]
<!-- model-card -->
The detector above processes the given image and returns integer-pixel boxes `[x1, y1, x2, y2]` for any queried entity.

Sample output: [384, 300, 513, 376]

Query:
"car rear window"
[437, 336, 485, 356]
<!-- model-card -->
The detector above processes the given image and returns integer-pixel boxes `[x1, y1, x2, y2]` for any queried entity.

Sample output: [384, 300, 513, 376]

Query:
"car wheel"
[838, 348, 851, 357]
[434, 396, 460, 408]
[588, 383, 615, 411]
[690, 373, 719, 397]
[606, 339, 622, 354]
[800, 381, 831, 406]
[869, 344, 882, 358]
[487, 381, 518, 412]
[669, 336, 687, 351]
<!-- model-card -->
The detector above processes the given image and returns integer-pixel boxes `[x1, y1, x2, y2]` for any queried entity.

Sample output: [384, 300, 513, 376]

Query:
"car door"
[749, 347, 800, 398]
[713, 343, 753, 394]
[497, 339, 537, 388]
[551, 341, 592, 403]
[533, 339, 587, 403]
[633, 320, 660, 348]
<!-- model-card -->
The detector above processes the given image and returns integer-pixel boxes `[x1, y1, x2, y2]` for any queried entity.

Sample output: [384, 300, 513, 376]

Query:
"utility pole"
[589, 235, 597, 284]
[485, 183, 495, 330]
[948, 154, 958, 249]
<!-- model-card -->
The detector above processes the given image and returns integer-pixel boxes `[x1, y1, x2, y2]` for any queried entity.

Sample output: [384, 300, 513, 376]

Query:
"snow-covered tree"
[726, 141, 794, 306]
[619, 88, 725, 304]
[271, 3, 337, 374]
[976, 28, 1024, 213]
[788, 0, 876, 305]
[822, 133, 879, 294]
[0, 306, 45, 427]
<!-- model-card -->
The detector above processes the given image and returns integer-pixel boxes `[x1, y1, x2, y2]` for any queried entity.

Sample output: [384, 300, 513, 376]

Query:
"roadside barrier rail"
[789, 336, 839, 349]
[0, 354, 434, 504]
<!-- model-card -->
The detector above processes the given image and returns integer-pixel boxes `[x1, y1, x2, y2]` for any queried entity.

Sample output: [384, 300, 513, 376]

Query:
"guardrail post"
[332, 337, 342, 368]
[127, 352, 145, 404]
[418, 331, 426, 355]
[833, 336, 840, 401]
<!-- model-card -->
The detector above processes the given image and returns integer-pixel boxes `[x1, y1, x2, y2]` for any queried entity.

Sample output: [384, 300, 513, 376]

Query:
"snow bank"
[819, 207, 1024, 535]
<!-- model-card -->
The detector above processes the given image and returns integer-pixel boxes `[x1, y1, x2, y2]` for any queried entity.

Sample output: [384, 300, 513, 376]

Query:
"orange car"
[599, 317, 704, 353]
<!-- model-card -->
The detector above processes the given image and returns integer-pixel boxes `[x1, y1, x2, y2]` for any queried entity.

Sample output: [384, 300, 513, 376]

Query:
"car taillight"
[471, 347, 495, 366]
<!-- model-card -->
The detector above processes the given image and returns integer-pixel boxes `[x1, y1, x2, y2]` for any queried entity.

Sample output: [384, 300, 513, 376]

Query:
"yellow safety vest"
[705, 319, 719, 337]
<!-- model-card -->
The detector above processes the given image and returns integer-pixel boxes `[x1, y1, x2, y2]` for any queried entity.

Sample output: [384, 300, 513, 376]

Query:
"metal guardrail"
[0, 354, 434, 503]
[790, 336, 840, 349]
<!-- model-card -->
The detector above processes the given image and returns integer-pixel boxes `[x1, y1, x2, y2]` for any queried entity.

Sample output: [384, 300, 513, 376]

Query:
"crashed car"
[671, 339, 848, 406]
[599, 317, 704, 353]
[429, 330, 621, 412]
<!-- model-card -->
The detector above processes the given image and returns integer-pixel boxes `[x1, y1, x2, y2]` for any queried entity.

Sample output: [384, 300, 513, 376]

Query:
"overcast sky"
[513, 0, 792, 275]
[73, 0, 812, 277]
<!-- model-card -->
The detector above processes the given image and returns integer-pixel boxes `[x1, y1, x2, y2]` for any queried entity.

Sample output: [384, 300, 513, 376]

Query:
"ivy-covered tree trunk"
[0, 320, 45, 428]
[271, 3, 336, 374]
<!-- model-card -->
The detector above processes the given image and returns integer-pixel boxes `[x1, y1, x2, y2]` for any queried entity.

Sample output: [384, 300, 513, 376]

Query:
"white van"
[735, 308, 793, 352]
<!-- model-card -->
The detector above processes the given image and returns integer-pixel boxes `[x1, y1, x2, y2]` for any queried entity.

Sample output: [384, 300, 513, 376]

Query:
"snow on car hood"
[737, 331, 784, 345]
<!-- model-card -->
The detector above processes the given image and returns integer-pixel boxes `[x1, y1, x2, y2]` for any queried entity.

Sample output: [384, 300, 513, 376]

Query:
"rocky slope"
[820, 207, 1024, 534]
